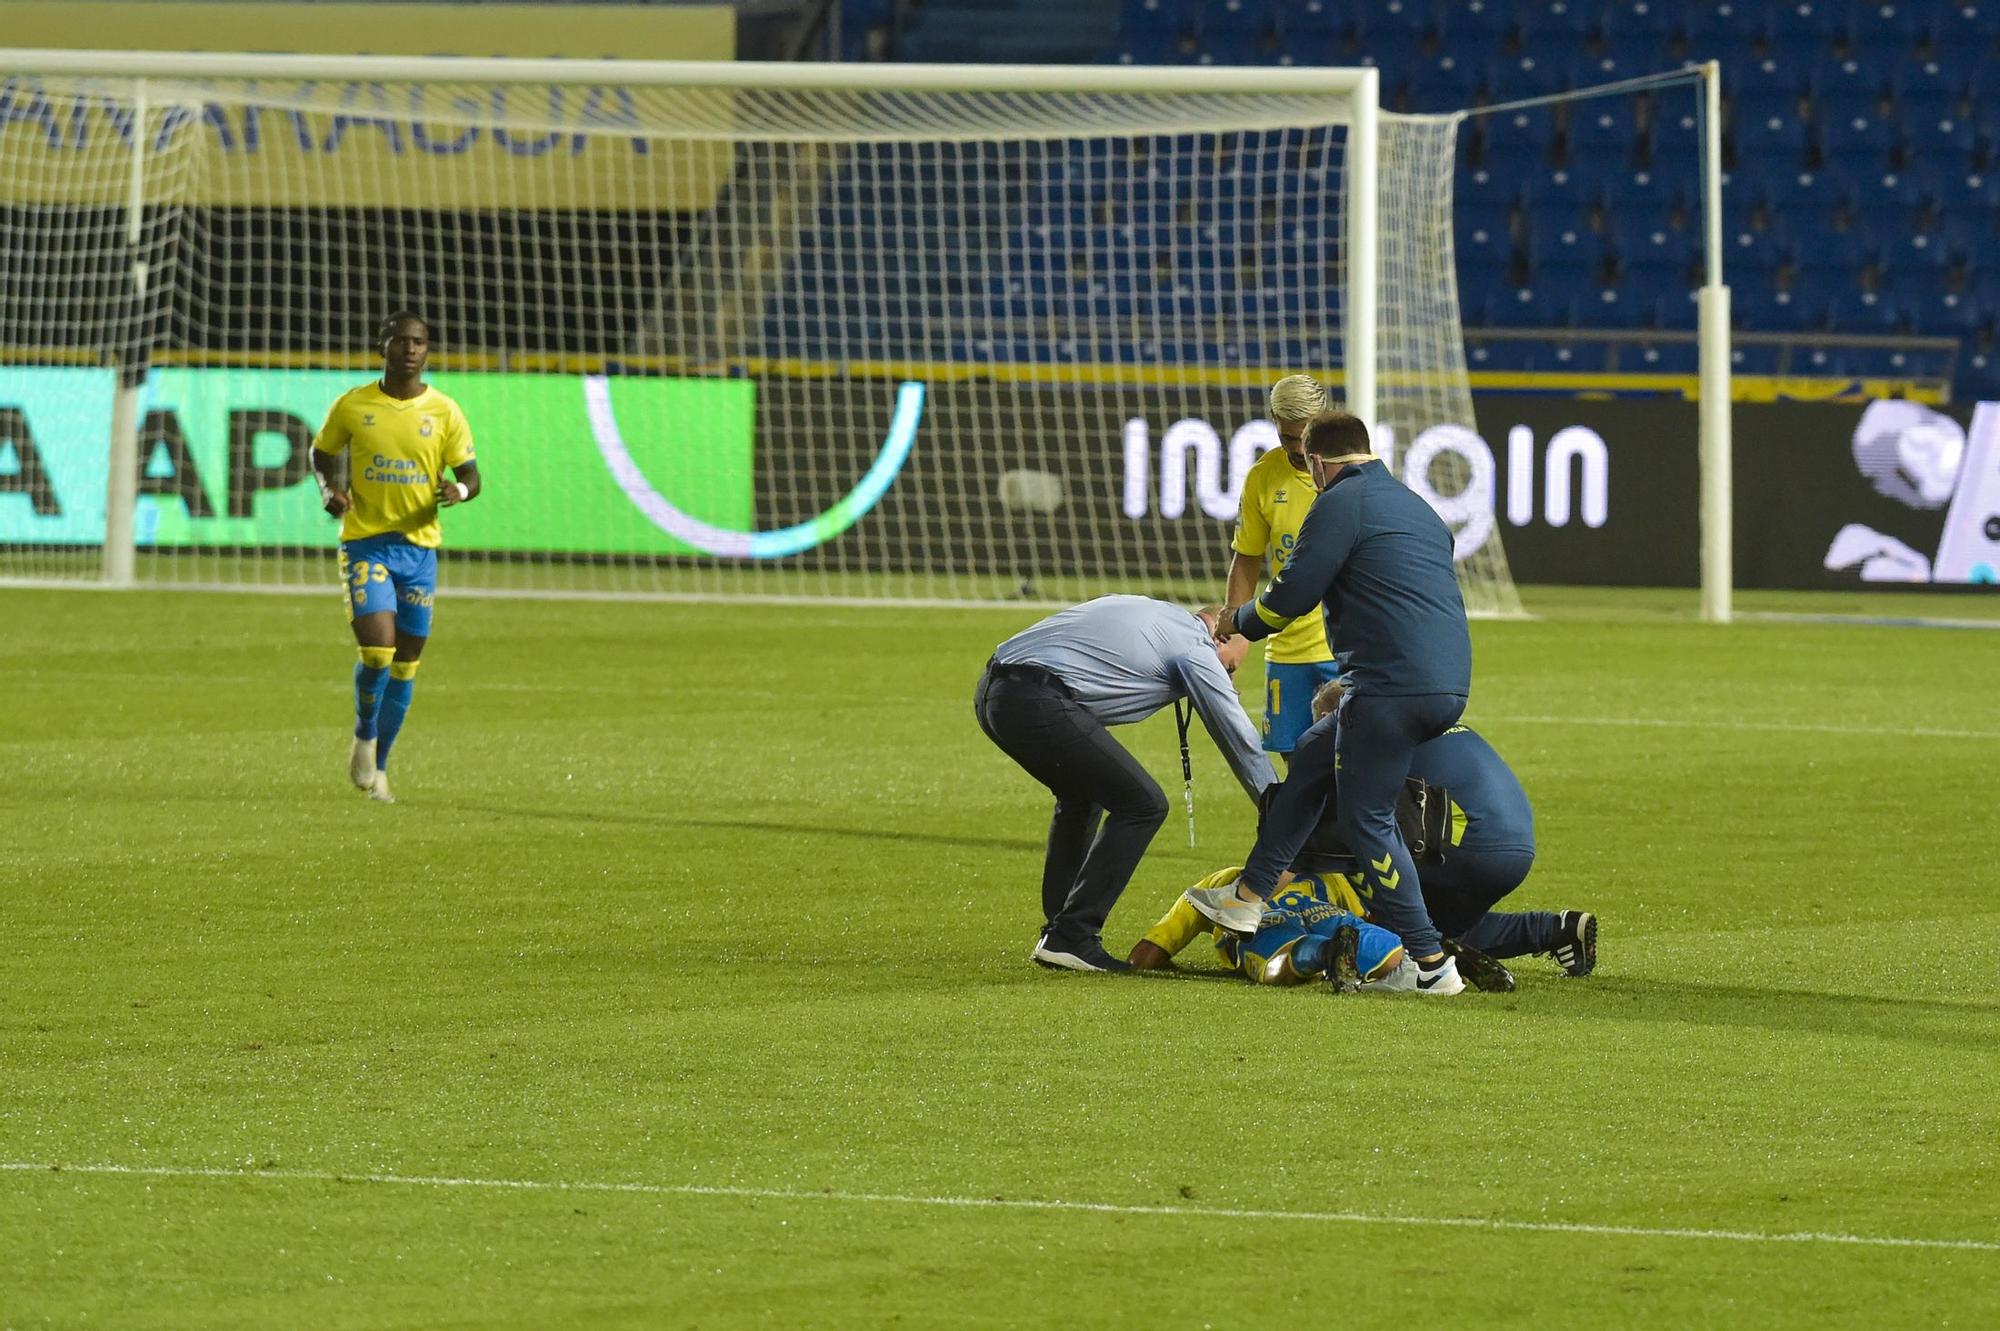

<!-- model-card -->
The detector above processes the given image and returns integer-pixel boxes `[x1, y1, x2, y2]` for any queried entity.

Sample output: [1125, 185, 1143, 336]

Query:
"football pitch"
[3, 584, 1997, 1328]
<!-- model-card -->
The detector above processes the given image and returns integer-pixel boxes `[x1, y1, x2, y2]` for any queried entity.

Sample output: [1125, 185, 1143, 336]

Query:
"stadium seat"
[1732, 112, 1811, 173]
[1729, 343, 1785, 375]
[1877, 229, 1951, 281]
[1487, 284, 1575, 328]
[1817, 111, 1901, 175]
[1456, 205, 1516, 268]
[1808, 58, 1890, 118]
[1194, 30, 1268, 64]
[1629, 340, 1699, 373]
[1198, 0, 1276, 35]
[1892, 59, 1963, 122]
[1422, 52, 1484, 108]
[1566, 102, 1642, 167]
[1735, 284, 1824, 333]
[1850, 1, 1932, 47]
[1120, 0, 1200, 33]
[1824, 286, 1905, 334]
[1488, 53, 1569, 100]
[1275, 0, 1342, 40]
[1578, 283, 1649, 329]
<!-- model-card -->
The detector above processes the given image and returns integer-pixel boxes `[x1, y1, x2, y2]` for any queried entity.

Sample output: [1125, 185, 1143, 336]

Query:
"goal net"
[0, 54, 1521, 615]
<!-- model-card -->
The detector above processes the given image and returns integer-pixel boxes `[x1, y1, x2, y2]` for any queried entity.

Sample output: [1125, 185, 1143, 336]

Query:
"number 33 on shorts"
[339, 554, 391, 617]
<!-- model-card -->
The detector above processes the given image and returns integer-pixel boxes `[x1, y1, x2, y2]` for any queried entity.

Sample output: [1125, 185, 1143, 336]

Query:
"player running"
[1228, 374, 1342, 766]
[310, 311, 481, 804]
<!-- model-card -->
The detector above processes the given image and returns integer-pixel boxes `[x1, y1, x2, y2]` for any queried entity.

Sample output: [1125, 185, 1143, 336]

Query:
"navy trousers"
[974, 663, 1168, 945]
[1242, 690, 1466, 957]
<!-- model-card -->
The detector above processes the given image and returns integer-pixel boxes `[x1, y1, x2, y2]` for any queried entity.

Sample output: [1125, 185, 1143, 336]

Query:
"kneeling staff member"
[975, 595, 1277, 973]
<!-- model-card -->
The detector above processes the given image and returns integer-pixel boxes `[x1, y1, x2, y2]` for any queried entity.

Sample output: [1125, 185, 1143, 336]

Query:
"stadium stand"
[868, 0, 1994, 396]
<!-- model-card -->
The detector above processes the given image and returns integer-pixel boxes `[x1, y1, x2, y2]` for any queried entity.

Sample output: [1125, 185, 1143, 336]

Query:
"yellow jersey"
[313, 381, 474, 548]
[1231, 446, 1334, 665]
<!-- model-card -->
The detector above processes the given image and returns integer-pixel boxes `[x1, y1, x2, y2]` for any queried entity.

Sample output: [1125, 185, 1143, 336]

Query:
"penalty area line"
[4, 1161, 1996, 1254]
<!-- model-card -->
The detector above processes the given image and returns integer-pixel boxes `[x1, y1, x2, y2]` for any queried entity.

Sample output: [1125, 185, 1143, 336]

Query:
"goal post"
[0, 49, 1522, 615]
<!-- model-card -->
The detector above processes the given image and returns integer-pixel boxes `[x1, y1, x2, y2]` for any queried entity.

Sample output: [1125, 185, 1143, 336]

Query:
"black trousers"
[974, 662, 1168, 944]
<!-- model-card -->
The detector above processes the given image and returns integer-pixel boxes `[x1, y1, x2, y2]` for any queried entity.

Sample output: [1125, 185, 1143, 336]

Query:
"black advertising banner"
[748, 376, 2000, 591]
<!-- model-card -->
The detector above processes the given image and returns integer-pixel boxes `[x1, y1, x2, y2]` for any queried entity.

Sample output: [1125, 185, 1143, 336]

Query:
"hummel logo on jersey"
[362, 413, 376, 426]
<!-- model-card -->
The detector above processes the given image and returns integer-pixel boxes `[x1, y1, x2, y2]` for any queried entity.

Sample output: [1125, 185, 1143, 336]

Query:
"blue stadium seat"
[1523, 167, 1603, 214]
[1423, 52, 1484, 107]
[1456, 205, 1516, 268]
[1850, 0, 1932, 47]
[1877, 230, 1952, 280]
[1818, 111, 1900, 174]
[1736, 284, 1824, 333]
[1808, 58, 1890, 117]
[1933, 169, 2000, 210]
[1628, 340, 1698, 373]
[1114, 28, 1191, 64]
[1578, 283, 1651, 329]
[1912, 288, 1990, 338]
[1488, 53, 1568, 99]
[1733, 112, 1811, 173]
[1646, 101, 1704, 172]
[1909, 113, 1982, 163]
[1194, 30, 1268, 63]
[1729, 343, 1785, 375]
[1614, 167, 1688, 217]
[1488, 284, 1576, 328]
[1725, 223, 1788, 274]
[1352, 27, 1432, 73]
[1465, 338, 1546, 372]
[1518, 0, 1595, 39]
[1892, 59, 1963, 121]
[1566, 102, 1641, 166]
[1460, 166, 1523, 208]
[1120, 0, 1200, 33]
[1199, 0, 1276, 36]
[1792, 224, 1877, 282]
[1276, 0, 1342, 39]
[1824, 286, 1904, 334]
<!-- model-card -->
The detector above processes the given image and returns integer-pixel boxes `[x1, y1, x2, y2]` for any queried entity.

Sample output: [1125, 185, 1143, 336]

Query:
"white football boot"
[349, 737, 377, 789]
[1183, 882, 1265, 935]
[367, 769, 395, 804]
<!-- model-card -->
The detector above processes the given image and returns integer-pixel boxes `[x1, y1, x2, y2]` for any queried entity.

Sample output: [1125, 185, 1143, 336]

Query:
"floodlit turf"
[3, 583, 1997, 1328]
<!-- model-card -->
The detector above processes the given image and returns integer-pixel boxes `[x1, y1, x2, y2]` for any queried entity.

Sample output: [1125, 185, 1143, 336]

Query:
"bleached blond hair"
[1267, 373, 1330, 424]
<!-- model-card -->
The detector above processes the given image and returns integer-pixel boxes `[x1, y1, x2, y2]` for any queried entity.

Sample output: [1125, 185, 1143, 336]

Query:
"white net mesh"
[0, 65, 1518, 613]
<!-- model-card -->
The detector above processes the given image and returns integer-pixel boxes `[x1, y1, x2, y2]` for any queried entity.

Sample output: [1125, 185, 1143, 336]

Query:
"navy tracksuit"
[1234, 458, 1472, 957]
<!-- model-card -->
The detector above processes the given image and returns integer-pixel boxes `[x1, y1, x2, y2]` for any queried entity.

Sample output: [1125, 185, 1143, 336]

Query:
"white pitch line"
[4, 1161, 1995, 1254]
[1488, 714, 2000, 742]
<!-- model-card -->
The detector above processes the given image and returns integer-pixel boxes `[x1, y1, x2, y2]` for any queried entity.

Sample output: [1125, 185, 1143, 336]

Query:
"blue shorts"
[339, 533, 438, 637]
[1262, 660, 1343, 755]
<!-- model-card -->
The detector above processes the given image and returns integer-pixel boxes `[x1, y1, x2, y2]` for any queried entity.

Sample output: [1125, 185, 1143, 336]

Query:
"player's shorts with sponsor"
[1262, 659, 1343, 754]
[339, 532, 437, 636]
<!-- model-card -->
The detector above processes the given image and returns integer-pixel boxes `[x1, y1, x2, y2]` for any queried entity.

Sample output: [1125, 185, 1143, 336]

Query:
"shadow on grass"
[460, 804, 1046, 856]
[1555, 974, 2000, 1051]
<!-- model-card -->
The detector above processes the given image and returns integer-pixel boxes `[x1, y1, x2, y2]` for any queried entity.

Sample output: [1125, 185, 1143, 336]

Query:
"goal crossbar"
[0, 48, 1378, 104]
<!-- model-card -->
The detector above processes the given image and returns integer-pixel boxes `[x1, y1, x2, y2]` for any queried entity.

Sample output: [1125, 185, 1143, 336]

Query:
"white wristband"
[452, 481, 469, 502]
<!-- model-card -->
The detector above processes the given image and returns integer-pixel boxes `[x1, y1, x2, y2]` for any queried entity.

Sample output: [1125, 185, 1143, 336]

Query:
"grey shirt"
[992, 595, 1277, 800]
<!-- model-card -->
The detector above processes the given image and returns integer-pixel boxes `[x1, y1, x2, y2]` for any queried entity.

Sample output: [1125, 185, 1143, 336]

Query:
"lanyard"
[1174, 697, 1195, 847]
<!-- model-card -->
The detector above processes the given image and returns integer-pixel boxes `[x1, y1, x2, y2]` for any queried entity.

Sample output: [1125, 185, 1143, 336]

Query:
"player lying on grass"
[1134, 681, 1596, 985]
[1129, 867, 1412, 991]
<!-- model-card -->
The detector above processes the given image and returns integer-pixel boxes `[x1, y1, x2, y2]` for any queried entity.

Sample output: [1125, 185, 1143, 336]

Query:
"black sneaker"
[1032, 934, 1133, 973]
[1549, 911, 1597, 977]
[1320, 924, 1361, 994]
[1441, 938, 1516, 992]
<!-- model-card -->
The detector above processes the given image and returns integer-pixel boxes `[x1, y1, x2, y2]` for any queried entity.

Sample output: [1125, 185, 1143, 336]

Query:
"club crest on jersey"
[419, 416, 434, 437]
[1274, 489, 1289, 504]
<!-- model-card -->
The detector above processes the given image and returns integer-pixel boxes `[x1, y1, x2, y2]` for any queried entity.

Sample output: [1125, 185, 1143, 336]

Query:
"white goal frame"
[0, 49, 1726, 620]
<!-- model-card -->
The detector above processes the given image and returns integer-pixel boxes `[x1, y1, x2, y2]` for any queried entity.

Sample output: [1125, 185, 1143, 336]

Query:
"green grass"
[2, 584, 1997, 1328]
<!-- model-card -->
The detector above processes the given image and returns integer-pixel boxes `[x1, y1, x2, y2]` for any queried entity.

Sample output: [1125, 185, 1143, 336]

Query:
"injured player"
[1129, 680, 1596, 990]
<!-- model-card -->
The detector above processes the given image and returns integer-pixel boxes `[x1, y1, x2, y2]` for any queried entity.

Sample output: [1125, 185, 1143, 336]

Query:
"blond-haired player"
[1227, 374, 1342, 764]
